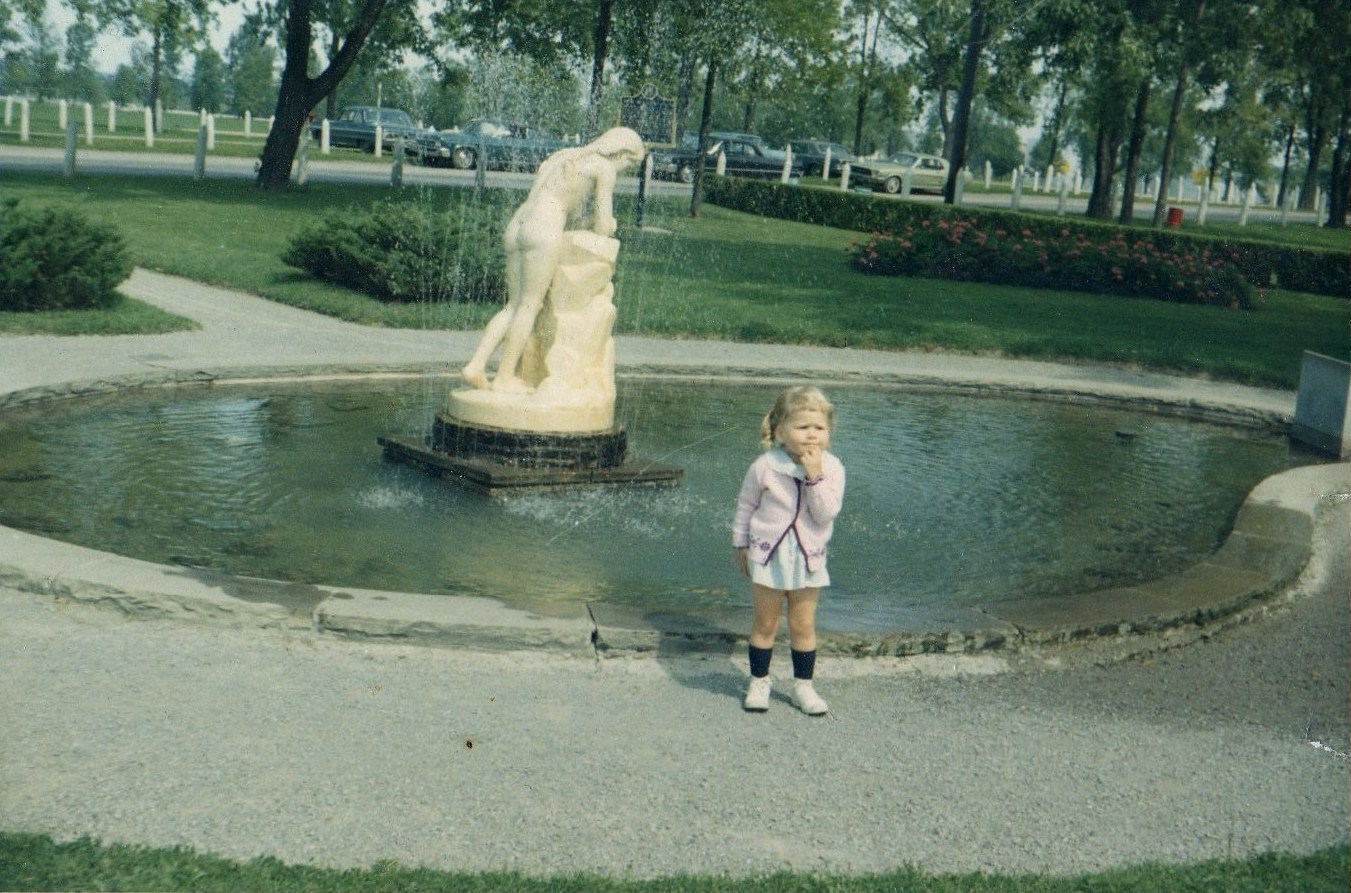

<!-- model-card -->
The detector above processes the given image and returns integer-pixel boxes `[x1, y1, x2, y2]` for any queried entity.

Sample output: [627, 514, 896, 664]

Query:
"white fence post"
[3, 96, 12, 126]
[19, 99, 29, 142]
[840, 162, 851, 190]
[320, 119, 331, 153]
[822, 147, 832, 180]
[1197, 184, 1211, 226]
[715, 151, 727, 176]
[294, 132, 310, 185]
[1239, 183, 1254, 226]
[780, 144, 793, 183]
[373, 124, 383, 157]
[143, 106, 154, 146]
[63, 114, 77, 176]
[1011, 167, 1023, 210]
[82, 102, 93, 144]
[107, 101, 116, 132]
[984, 160, 992, 189]
[58, 98, 68, 130]
[206, 113, 216, 150]
[194, 124, 207, 179]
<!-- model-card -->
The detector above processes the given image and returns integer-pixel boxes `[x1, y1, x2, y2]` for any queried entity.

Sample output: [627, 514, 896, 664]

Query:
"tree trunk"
[255, 0, 389, 191]
[1300, 119, 1327, 210]
[1119, 76, 1152, 224]
[852, 9, 878, 155]
[585, 0, 613, 139]
[944, 0, 986, 204]
[1326, 82, 1351, 228]
[689, 58, 716, 219]
[326, 33, 341, 120]
[675, 52, 695, 142]
[1151, 3, 1203, 228]
[1277, 122, 1296, 207]
[149, 22, 163, 131]
[1086, 122, 1122, 219]
[1041, 79, 1068, 166]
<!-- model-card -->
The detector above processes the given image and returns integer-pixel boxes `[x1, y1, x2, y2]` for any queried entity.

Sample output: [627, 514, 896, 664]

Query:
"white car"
[852, 152, 950, 194]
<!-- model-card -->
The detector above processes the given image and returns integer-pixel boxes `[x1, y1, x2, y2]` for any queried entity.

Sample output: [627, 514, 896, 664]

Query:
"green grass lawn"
[2, 833, 1346, 893]
[1, 172, 1347, 389]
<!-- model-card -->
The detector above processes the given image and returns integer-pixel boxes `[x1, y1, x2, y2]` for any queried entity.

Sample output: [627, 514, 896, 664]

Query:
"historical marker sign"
[620, 84, 676, 147]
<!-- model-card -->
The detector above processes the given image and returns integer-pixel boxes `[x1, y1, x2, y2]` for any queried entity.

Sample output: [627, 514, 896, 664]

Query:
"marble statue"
[451, 127, 646, 433]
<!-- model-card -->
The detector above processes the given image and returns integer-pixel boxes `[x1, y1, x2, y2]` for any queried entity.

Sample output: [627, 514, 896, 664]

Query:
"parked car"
[421, 120, 578, 171]
[652, 131, 802, 183]
[311, 106, 427, 154]
[852, 151, 950, 194]
[789, 140, 857, 178]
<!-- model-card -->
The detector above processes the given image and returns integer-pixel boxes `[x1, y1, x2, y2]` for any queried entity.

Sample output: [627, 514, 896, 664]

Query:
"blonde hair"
[760, 386, 835, 448]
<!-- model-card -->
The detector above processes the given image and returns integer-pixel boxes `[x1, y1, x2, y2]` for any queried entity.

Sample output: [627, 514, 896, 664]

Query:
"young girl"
[732, 386, 845, 715]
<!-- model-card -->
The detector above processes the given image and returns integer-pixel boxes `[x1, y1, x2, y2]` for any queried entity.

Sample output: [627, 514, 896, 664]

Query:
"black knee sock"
[791, 648, 816, 681]
[748, 645, 772, 678]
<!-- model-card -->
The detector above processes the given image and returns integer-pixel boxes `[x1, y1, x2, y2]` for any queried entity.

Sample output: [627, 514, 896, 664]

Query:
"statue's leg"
[460, 306, 513, 389]
[491, 243, 558, 393]
[461, 226, 526, 389]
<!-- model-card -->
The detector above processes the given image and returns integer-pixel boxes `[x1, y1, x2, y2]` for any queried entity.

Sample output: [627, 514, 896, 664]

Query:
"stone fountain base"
[378, 413, 682, 496]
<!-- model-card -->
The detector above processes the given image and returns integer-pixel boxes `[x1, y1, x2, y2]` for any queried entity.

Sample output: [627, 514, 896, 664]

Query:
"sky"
[42, 0, 244, 74]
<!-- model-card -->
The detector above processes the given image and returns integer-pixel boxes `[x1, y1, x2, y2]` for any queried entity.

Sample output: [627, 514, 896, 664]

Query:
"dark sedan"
[652, 132, 802, 183]
[789, 140, 857, 178]
[311, 106, 427, 153]
[421, 120, 577, 171]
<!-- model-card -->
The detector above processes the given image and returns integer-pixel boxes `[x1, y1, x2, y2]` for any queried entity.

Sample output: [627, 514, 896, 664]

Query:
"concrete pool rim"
[1, 361, 1344, 660]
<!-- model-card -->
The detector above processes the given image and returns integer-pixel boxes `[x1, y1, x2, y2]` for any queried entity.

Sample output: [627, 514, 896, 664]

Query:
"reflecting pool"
[0, 377, 1316, 631]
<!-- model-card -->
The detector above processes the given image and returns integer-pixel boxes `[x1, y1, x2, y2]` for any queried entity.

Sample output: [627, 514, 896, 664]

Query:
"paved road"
[0, 145, 1325, 225]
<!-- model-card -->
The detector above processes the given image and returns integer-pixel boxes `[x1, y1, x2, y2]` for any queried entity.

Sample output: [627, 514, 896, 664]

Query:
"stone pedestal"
[1292, 351, 1351, 459]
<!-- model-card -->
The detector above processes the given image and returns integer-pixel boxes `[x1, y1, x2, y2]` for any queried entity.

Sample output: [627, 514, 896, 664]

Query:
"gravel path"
[2, 499, 1346, 880]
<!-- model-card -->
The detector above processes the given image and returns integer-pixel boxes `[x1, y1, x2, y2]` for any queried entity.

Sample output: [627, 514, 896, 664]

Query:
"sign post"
[619, 84, 676, 228]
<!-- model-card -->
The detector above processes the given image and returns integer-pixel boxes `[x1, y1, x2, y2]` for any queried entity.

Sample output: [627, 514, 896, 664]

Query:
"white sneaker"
[743, 676, 771, 712]
[791, 680, 829, 716]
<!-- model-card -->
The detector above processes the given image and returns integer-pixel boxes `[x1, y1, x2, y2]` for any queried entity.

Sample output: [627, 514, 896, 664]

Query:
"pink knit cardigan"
[732, 446, 845, 571]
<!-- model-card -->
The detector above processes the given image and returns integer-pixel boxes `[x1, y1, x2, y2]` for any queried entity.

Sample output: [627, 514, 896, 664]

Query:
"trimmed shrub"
[706, 178, 1349, 298]
[0, 198, 132, 312]
[282, 197, 509, 303]
[850, 218, 1257, 309]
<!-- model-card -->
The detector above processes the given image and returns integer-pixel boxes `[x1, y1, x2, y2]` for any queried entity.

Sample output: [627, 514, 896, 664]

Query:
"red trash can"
[1165, 206, 1184, 228]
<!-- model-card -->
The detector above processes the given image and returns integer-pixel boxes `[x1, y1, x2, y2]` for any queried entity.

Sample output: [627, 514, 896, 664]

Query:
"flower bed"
[849, 218, 1258, 309]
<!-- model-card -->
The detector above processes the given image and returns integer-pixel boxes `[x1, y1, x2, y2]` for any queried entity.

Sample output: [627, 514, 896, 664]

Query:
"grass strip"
[1, 833, 1346, 893]
[1, 172, 1345, 388]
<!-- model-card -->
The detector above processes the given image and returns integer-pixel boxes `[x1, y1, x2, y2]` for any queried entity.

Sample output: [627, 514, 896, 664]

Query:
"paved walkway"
[1, 271, 1347, 879]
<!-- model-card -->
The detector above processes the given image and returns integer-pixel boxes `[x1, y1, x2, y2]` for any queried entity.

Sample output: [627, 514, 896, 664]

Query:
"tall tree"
[190, 43, 224, 111]
[255, 0, 389, 191]
[92, 0, 213, 129]
[62, 15, 106, 102]
[225, 10, 277, 116]
[0, 0, 42, 56]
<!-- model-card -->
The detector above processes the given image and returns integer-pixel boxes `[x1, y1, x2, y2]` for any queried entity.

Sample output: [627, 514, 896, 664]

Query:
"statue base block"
[378, 436, 682, 496]
[378, 414, 682, 495]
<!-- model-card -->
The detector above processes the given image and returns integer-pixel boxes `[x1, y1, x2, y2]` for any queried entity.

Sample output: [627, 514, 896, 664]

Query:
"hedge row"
[705, 178, 1349, 298]
[282, 198, 509, 304]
